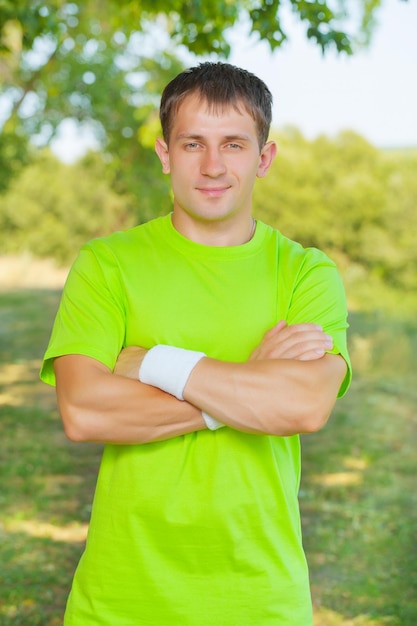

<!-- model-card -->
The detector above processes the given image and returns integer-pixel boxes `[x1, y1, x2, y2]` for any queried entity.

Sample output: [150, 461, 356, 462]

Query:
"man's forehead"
[177, 92, 250, 118]
[166, 93, 261, 146]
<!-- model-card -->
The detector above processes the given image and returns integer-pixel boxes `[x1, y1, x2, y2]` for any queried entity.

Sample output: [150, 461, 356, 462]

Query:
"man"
[41, 62, 351, 625]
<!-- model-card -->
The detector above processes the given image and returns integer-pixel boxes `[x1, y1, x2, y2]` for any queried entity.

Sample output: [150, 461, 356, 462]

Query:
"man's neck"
[171, 214, 256, 247]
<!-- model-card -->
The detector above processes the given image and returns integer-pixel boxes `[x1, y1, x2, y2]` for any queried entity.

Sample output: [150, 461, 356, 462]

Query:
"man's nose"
[200, 149, 226, 177]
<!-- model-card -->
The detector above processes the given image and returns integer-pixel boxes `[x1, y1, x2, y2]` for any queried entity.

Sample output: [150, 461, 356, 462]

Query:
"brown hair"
[159, 62, 273, 149]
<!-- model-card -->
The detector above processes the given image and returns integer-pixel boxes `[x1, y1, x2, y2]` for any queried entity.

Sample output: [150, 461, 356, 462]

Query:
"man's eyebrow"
[175, 133, 204, 141]
[175, 133, 252, 142]
[224, 134, 252, 142]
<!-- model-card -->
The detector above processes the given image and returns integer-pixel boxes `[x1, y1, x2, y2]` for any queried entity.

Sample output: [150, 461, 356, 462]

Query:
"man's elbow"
[262, 394, 336, 437]
[63, 420, 89, 443]
[298, 403, 334, 434]
[263, 355, 346, 436]
[58, 401, 93, 442]
[297, 356, 346, 434]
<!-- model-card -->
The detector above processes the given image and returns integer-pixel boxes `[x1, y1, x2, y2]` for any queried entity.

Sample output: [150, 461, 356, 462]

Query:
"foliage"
[0, 0, 382, 58]
[0, 131, 415, 312]
[0, 0, 388, 197]
[253, 129, 417, 307]
[0, 150, 135, 264]
[0, 125, 29, 192]
[0, 2, 184, 198]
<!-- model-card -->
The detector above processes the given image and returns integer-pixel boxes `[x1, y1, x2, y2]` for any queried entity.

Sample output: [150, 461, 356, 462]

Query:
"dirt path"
[0, 255, 69, 289]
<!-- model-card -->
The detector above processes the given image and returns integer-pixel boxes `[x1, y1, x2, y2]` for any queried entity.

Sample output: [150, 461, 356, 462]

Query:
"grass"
[0, 291, 416, 625]
[304, 311, 417, 625]
[0, 290, 102, 626]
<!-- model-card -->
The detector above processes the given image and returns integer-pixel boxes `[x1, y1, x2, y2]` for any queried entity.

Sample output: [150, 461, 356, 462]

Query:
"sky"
[227, 0, 417, 148]
[52, 0, 417, 161]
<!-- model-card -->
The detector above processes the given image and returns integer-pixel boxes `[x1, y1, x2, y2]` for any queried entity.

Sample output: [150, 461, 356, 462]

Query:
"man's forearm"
[183, 354, 347, 436]
[111, 323, 346, 438]
[54, 355, 206, 444]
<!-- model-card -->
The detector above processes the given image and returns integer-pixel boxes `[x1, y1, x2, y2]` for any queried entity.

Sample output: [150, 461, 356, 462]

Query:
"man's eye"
[228, 143, 241, 150]
[185, 142, 200, 150]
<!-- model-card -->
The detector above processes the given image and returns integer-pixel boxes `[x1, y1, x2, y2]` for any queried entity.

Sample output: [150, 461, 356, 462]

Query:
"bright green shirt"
[41, 215, 351, 625]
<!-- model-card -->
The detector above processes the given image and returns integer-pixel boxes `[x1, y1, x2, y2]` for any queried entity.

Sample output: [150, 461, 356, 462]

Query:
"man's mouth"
[196, 186, 230, 198]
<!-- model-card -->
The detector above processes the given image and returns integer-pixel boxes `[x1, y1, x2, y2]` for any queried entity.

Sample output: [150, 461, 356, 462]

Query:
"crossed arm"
[54, 321, 347, 444]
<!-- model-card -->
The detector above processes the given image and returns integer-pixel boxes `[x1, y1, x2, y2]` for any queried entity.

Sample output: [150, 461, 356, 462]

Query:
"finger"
[266, 326, 330, 347]
[283, 322, 323, 335]
[297, 348, 329, 361]
[263, 320, 287, 339]
[263, 334, 333, 360]
[252, 323, 331, 361]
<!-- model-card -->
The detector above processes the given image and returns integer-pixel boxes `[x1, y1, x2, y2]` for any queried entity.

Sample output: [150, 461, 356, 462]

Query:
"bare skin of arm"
[184, 353, 346, 436]
[54, 356, 206, 444]
[54, 321, 345, 444]
[183, 320, 347, 436]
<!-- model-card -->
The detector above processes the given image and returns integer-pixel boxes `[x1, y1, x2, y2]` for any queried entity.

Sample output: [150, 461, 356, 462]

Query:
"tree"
[255, 128, 388, 258]
[253, 129, 417, 301]
[0, 125, 29, 192]
[0, 149, 135, 264]
[0, 0, 386, 198]
[0, 2, 188, 209]
[0, 0, 384, 59]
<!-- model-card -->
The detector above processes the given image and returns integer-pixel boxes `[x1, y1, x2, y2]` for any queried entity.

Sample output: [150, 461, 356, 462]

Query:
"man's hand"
[114, 346, 148, 380]
[249, 320, 333, 362]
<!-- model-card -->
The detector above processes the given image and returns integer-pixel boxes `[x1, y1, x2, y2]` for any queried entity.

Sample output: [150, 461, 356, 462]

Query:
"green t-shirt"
[41, 215, 351, 626]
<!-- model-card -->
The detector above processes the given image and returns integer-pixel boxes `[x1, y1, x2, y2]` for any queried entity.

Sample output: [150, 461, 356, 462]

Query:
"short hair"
[159, 62, 273, 149]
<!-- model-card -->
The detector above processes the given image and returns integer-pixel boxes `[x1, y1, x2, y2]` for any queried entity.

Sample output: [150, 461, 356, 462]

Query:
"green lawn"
[0, 291, 416, 625]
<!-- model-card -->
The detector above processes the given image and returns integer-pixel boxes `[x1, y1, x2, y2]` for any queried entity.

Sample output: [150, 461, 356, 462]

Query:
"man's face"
[155, 93, 276, 243]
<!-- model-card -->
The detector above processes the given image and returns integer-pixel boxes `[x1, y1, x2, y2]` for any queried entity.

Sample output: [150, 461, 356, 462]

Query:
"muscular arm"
[54, 355, 205, 444]
[183, 320, 347, 435]
[184, 353, 346, 436]
[119, 321, 346, 437]
[54, 321, 346, 444]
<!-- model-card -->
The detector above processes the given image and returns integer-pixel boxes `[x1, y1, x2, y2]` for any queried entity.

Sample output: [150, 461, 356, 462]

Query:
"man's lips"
[196, 186, 231, 197]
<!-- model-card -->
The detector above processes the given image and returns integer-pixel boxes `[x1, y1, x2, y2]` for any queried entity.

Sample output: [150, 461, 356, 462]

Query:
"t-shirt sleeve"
[282, 247, 352, 397]
[40, 241, 126, 387]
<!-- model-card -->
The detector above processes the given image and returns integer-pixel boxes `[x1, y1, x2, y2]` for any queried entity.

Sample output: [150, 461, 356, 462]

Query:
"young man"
[41, 62, 351, 625]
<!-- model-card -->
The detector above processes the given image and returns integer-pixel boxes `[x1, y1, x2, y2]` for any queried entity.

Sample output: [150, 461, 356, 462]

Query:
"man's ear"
[257, 141, 277, 178]
[155, 138, 170, 174]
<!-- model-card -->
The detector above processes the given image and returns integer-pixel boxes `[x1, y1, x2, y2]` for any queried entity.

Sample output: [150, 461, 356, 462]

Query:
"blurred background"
[0, 1, 416, 624]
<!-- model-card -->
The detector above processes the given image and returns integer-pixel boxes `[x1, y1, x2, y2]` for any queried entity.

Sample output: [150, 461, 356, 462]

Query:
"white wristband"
[139, 345, 206, 400]
[202, 411, 225, 431]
